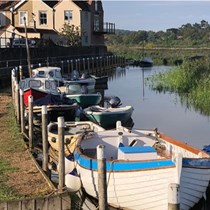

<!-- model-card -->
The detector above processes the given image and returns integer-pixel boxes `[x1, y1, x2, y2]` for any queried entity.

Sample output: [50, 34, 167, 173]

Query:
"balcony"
[93, 22, 115, 35]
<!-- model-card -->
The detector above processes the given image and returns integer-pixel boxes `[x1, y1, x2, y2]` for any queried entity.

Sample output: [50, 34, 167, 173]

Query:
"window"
[64, 10, 72, 21]
[39, 11, 47, 25]
[19, 11, 27, 26]
[94, 14, 99, 31]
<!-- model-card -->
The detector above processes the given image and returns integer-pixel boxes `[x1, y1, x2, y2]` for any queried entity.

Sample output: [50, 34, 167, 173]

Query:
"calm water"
[105, 65, 210, 149]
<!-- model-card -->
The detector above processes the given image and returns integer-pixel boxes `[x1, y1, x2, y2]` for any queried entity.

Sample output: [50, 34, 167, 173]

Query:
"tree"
[59, 23, 81, 46]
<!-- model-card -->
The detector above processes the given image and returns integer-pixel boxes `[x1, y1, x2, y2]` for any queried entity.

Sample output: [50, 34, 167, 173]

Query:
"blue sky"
[103, 1, 210, 31]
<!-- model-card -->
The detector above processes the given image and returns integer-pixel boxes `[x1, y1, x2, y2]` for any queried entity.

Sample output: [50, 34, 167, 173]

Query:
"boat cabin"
[32, 66, 64, 85]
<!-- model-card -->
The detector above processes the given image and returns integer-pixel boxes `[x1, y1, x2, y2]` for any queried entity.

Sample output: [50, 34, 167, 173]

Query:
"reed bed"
[147, 58, 210, 116]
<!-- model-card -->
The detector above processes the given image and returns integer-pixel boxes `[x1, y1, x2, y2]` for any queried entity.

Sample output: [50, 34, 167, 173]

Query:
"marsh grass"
[147, 58, 210, 115]
[0, 102, 25, 201]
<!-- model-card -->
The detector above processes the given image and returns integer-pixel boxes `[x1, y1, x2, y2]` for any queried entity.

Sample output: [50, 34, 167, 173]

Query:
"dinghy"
[74, 121, 210, 210]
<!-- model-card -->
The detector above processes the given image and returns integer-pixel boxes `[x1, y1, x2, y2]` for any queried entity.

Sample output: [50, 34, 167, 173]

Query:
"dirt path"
[0, 88, 54, 200]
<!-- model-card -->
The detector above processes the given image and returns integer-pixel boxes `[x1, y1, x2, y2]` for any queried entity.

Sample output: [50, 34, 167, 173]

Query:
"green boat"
[84, 105, 134, 129]
[65, 93, 102, 109]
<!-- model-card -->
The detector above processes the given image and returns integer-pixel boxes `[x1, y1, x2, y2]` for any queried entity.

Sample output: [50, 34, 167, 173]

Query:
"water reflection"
[105, 65, 210, 149]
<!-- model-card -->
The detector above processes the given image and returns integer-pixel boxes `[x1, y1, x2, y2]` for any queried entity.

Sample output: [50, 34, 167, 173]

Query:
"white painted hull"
[77, 166, 175, 210]
[76, 164, 210, 210]
[74, 125, 210, 210]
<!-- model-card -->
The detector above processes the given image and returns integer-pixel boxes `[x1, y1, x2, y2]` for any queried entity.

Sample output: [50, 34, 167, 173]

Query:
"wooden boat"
[74, 121, 210, 210]
[19, 77, 60, 106]
[48, 121, 105, 157]
[83, 105, 134, 129]
[48, 121, 105, 188]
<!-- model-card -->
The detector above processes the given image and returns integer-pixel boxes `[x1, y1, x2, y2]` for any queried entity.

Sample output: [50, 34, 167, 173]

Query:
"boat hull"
[73, 126, 210, 210]
[65, 78, 96, 94]
[24, 88, 48, 106]
[84, 106, 134, 129]
[65, 93, 102, 108]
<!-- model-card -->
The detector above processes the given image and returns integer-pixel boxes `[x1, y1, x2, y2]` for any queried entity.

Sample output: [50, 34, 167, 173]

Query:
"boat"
[64, 70, 96, 94]
[63, 84, 102, 109]
[139, 56, 153, 67]
[19, 77, 60, 106]
[32, 66, 65, 86]
[90, 75, 108, 84]
[48, 121, 105, 157]
[65, 92, 102, 109]
[74, 121, 210, 210]
[48, 121, 105, 178]
[29, 94, 79, 123]
[83, 96, 134, 129]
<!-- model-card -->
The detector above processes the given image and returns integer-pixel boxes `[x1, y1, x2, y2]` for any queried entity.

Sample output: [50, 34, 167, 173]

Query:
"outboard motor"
[81, 72, 88, 79]
[107, 96, 122, 108]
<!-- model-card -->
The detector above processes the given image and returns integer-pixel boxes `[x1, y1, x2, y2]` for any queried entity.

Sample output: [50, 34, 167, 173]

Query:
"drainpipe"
[53, 8, 55, 30]
[10, 7, 14, 26]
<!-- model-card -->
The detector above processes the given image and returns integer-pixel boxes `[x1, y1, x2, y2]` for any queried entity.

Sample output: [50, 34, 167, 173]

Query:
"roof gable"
[42, 0, 59, 8]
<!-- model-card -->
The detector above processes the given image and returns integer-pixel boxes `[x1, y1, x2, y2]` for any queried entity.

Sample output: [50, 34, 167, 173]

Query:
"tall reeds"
[147, 58, 210, 115]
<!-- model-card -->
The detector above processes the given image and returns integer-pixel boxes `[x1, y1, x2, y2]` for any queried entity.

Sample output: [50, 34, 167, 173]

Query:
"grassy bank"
[107, 46, 210, 66]
[146, 58, 210, 115]
[0, 89, 53, 201]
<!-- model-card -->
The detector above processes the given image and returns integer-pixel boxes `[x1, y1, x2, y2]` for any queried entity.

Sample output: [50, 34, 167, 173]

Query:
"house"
[0, 0, 115, 47]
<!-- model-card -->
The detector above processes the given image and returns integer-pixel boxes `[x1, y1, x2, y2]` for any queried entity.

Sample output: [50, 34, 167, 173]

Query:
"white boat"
[32, 66, 65, 86]
[19, 77, 60, 106]
[64, 70, 96, 94]
[74, 121, 210, 210]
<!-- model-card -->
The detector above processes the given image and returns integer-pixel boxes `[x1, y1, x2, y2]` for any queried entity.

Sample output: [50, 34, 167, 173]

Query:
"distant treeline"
[105, 20, 210, 64]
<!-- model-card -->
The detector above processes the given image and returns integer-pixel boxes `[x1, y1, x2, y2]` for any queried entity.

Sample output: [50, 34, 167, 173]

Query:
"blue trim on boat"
[74, 152, 175, 171]
[183, 158, 210, 168]
[119, 146, 156, 154]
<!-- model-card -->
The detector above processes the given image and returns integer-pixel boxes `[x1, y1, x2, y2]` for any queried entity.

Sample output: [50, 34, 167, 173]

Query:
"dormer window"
[64, 10, 72, 21]
[39, 11, 47, 25]
[19, 11, 27, 26]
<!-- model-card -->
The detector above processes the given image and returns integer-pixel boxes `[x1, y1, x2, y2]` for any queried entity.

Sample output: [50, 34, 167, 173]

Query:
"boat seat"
[118, 146, 157, 160]
[83, 148, 97, 158]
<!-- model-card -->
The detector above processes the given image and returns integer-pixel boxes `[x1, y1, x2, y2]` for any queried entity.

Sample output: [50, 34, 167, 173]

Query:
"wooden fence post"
[16, 84, 20, 124]
[168, 183, 180, 210]
[58, 116, 65, 193]
[97, 144, 108, 210]
[42, 105, 49, 176]
[28, 95, 34, 150]
[19, 89, 25, 134]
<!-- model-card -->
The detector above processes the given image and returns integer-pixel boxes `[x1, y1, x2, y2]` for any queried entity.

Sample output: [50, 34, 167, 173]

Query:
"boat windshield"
[45, 80, 58, 91]
[28, 80, 42, 88]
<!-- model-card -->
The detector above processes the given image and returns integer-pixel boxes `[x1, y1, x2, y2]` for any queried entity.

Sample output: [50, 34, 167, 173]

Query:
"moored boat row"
[14, 65, 210, 210]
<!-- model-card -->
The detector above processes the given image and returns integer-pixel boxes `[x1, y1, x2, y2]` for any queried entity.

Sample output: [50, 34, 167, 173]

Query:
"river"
[105, 65, 210, 150]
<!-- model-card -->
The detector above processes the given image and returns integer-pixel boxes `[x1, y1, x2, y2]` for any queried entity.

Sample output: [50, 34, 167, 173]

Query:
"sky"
[102, 1, 210, 31]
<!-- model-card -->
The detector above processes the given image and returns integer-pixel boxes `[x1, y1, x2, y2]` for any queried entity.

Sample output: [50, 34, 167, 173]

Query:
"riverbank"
[0, 87, 54, 201]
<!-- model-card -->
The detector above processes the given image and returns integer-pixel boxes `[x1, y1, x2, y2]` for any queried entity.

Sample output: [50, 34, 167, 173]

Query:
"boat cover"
[33, 94, 77, 106]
